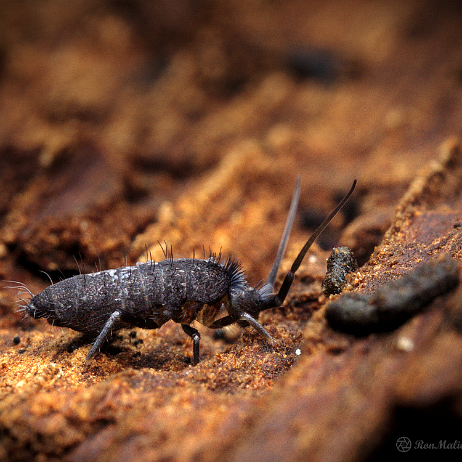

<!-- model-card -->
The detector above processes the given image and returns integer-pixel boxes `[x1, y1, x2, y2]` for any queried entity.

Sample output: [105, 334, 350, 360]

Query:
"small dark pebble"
[326, 254, 459, 335]
[13, 336, 21, 345]
[18, 349, 26, 354]
[129, 331, 137, 338]
[322, 247, 358, 295]
[453, 222, 462, 228]
[133, 339, 143, 347]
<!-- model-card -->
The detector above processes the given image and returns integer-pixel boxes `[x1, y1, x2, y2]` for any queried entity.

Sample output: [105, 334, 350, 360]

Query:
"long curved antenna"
[266, 177, 301, 288]
[268, 179, 357, 308]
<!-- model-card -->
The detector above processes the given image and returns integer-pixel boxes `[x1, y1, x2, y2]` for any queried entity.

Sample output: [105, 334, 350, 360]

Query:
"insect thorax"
[194, 295, 231, 327]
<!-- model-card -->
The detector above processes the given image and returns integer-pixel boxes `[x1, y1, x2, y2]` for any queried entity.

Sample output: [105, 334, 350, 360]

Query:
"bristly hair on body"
[14, 177, 356, 365]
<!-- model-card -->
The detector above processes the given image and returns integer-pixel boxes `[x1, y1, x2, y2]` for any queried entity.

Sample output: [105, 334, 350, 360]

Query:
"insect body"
[23, 178, 356, 365]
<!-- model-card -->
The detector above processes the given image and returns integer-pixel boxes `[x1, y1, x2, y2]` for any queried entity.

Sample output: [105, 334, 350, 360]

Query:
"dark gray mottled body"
[26, 257, 241, 337]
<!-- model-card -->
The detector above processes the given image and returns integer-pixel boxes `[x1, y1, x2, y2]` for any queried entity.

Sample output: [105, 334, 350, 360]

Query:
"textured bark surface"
[1, 1, 462, 461]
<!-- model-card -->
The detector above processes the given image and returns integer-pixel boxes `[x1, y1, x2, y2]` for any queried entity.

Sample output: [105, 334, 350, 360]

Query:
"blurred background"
[0, 0, 461, 287]
[1, 2, 462, 462]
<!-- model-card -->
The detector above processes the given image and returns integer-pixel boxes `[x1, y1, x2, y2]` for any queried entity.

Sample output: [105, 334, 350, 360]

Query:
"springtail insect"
[17, 178, 356, 365]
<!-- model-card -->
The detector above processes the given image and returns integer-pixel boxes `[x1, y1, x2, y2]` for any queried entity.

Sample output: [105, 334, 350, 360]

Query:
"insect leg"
[86, 310, 122, 361]
[238, 313, 273, 344]
[209, 314, 238, 329]
[209, 314, 272, 345]
[181, 324, 201, 365]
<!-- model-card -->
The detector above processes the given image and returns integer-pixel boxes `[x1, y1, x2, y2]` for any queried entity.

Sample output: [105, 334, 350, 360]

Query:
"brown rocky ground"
[1, 1, 462, 461]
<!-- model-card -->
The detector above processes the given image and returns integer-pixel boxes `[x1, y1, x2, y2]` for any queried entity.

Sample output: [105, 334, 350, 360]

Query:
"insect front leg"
[209, 314, 273, 344]
[238, 312, 273, 344]
[181, 324, 201, 365]
[86, 310, 122, 361]
[208, 314, 238, 329]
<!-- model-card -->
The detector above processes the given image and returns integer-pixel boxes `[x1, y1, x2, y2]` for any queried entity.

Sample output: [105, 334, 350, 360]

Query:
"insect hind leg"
[86, 310, 122, 361]
[181, 324, 201, 365]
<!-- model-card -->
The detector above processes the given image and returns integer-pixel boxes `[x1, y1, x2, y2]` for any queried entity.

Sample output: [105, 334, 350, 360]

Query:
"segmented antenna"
[266, 177, 301, 288]
[275, 179, 356, 304]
